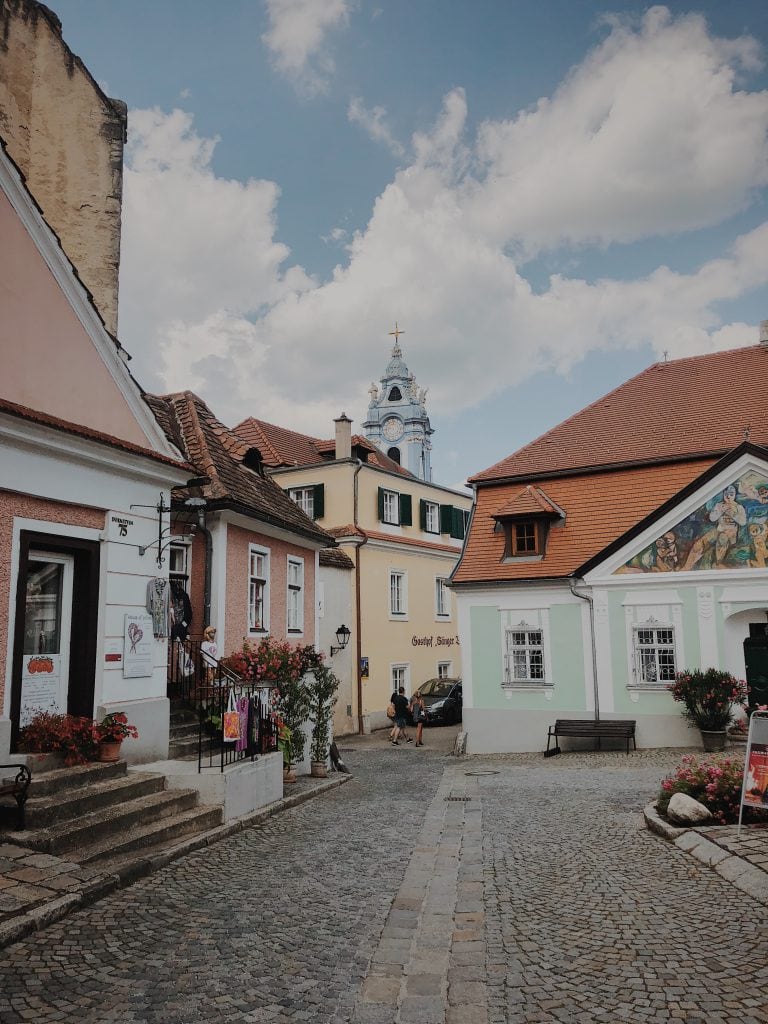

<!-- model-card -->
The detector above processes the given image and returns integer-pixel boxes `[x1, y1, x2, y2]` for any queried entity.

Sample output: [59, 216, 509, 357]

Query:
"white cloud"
[348, 97, 404, 157]
[118, 9, 768, 442]
[262, 0, 352, 96]
[470, 6, 768, 254]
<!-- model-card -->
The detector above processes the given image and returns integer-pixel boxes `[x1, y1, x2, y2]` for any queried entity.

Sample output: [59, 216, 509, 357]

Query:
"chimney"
[760, 320, 768, 347]
[334, 413, 352, 461]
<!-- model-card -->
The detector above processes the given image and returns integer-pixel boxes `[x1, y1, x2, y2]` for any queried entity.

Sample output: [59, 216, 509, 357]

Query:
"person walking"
[390, 687, 410, 745]
[411, 692, 426, 746]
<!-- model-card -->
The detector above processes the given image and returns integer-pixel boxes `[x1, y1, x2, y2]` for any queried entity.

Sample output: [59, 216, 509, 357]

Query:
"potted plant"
[18, 711, 98, 766]
[668, 668, 748, 751]
[307, 662, 340, 778]
[94, 712, 138, 762]
[277, 721, 296, 784]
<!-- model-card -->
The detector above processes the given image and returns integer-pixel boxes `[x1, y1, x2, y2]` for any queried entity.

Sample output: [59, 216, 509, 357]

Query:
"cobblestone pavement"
[1, 745, 768, 1023]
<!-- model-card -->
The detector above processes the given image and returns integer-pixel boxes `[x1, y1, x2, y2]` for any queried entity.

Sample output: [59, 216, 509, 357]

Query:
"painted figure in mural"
[654, 531, 681, 571]
[748, 521, 768, 568]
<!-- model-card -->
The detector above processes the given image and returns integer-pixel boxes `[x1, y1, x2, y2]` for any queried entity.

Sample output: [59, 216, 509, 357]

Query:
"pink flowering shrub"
[657, 754, 767, 825]
[668, 668, 747, 731]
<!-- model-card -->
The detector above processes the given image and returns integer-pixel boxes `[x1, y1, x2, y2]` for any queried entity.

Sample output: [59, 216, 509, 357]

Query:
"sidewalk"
[644, 802, 768, 905]
[0, 771, 351, 949]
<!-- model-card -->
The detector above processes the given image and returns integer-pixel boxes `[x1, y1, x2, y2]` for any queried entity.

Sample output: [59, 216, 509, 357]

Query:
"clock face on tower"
[382, 416, 403, 442]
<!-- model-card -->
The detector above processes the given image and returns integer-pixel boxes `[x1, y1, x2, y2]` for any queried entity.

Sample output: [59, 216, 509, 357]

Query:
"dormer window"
[388, 386, 402, 402]
[512, 521, 539, 555]
[493, 485, 564, 562]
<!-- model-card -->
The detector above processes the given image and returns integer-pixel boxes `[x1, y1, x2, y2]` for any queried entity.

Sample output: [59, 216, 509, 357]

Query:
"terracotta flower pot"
[310, 761, 328, 779]
[98, 740, 123, 763]
[283, 766, 297, 784]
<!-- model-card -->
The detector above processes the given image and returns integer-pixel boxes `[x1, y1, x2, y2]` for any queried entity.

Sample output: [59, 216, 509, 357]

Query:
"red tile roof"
[319, 547, 355, 570]
[234, 417, 413, 477]
[453, 459, 716, 583]
[0, 395, 191, 471]
[493, 485, 561, 518]
[471, 345, 768, 483]
[146, 393, 335, 547]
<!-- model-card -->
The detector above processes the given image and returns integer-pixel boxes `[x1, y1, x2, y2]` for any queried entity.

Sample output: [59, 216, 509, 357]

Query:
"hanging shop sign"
[738, 710, 768, 834]
[123, 613, 154, 679]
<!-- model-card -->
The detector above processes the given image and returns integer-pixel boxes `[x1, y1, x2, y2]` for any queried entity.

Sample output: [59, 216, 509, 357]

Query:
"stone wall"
[0, 0, 126, 335]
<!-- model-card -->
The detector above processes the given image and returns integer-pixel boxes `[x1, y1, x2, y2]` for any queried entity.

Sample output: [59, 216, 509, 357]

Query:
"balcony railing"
[168, 639, 279, 772]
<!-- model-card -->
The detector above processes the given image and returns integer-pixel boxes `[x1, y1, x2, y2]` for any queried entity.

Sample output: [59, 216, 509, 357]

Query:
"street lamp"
[330, 624, 351, 656]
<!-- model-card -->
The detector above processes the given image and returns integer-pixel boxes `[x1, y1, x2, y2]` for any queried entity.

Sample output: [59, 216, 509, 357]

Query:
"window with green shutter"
[450, 506, 465, 539]
[313, 483, 324, 520]
[440, 504, 454, 534]
[400, 493, 412, 526]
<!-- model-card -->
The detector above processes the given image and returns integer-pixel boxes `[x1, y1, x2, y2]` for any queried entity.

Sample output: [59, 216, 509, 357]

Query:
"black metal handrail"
[168, 639, 279, 772]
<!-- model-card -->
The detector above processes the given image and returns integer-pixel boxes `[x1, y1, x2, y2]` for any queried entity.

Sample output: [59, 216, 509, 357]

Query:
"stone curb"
[0, 772, 352, 950]
[643, 802, 768, 907]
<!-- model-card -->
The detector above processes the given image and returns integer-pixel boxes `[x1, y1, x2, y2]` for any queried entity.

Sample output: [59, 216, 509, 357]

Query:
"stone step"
[169, 722, 199, 741]
[168, 737, 200, 759]
[26, 759, 127, 798]
[25, 772, 166, 828]
[71, 804, 223, 867]
[170, 709, 198, 727]
[13, 788, 201, 856]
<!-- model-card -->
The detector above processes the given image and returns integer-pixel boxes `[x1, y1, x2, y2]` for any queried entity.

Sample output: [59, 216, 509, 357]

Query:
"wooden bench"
[545, 719, 636, 757]
[0, 764, 32, 830]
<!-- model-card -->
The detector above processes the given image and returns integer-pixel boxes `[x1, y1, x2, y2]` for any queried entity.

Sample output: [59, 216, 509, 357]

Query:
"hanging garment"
[146, 577, 170, 638]
[236, 696, 249, 752]
[170, 580, 193, 641]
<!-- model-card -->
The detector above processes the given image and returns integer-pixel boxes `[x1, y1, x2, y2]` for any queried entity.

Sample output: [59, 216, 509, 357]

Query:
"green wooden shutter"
[419, 499, 427, 531]
[440, 504, 453, 534]
[451, 507, 465, 539]
[400, 493, 412, 526]
[378, 487, 385, 522]
[313, 483, 325, 520]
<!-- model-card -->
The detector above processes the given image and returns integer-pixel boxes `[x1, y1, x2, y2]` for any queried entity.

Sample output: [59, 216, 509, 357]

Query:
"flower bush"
[658, 754, 768, 825]
[668, 668, 747, 731]
[308, 662, 340, 763]
[18, 711, 98, 766]
[95, 712, 138, 745]
[224, 638, 324, 765]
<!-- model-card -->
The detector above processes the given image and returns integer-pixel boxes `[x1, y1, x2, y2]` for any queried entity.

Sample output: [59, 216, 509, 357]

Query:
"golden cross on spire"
[389, 322, 405, 344]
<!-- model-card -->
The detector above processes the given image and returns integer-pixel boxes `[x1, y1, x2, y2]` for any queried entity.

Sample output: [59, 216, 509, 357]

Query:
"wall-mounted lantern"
[330, 624, 351, 656]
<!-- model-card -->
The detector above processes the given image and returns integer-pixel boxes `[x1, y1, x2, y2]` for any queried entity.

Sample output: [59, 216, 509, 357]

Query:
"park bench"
[545, 719, 636, 757]
[0, 764, 32, 829]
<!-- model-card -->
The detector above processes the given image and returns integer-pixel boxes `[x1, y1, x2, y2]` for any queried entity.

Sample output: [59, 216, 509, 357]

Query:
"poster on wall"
[19, 654, 62, 726]
[739, 712, 768, 831]
[123, 613, 154, 679]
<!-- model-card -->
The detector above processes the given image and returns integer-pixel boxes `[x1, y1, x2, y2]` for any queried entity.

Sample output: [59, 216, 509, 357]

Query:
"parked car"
[413, 677, 463, 725]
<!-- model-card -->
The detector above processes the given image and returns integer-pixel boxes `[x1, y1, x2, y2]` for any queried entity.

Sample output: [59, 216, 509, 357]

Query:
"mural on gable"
[617, 471, 768, 574]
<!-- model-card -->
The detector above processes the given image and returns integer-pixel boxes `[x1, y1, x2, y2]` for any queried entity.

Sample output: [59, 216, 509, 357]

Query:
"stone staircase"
[168, 700, 201, 760]
[5, 756, 222, 873]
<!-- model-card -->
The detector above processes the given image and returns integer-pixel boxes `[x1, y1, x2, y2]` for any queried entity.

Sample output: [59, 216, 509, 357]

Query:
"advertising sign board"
[738, 710, 768, 834]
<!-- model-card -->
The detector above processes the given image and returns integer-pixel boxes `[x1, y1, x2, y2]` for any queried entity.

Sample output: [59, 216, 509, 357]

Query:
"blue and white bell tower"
[362, 324, 434, 481]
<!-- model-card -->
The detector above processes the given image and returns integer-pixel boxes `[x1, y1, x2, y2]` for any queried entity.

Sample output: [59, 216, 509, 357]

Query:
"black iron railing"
[168, 640, 279, 772]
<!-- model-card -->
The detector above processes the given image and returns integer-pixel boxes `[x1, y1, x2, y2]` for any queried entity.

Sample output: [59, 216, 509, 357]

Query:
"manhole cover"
[445, 795, 472, 802]
[464, 770, 499, 776]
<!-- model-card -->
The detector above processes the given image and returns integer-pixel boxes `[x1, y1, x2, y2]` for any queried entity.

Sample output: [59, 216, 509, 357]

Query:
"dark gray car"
[413, 677, 463, 725]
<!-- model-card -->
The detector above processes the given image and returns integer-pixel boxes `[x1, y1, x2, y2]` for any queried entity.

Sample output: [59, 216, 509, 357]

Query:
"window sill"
[626, 683, 672, 692]
[502, 681, 552, 691]
[502, 554, 544, 564]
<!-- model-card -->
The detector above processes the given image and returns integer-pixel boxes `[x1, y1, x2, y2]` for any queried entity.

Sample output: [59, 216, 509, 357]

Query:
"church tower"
[362, 324, 434, 481]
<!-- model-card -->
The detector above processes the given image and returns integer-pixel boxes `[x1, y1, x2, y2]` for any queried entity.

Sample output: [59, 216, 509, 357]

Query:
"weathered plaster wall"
[0, 490, 104, 706]
[0, 0, 126, 334]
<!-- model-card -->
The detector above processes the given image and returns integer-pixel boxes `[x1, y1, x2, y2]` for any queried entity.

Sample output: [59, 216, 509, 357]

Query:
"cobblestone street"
[1, 742, 767, 1023]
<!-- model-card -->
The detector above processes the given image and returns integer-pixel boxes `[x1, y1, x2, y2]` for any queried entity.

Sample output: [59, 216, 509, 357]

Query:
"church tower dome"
[362, 323, 434, 481]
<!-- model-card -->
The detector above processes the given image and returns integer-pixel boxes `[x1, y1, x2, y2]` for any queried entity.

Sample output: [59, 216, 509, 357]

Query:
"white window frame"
[248, 544, 270, 633]
[435, 576, 450, 620]
[383, 489, 400, 525]
[631, 624, 676, 686]
[425, 501, 439, 534]
[503, 625, 545, 685]
[288, 487, 314, 519]
[391, 663, 410, 697]
[389, 569, 408, 618]
[168, 541, 190, 579]
[437, 661, 452, 680]
[287, 556, 304, 634]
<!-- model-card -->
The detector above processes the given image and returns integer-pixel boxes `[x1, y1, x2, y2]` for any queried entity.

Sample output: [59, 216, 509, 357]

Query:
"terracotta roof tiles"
[145, 393, 335, 547]
[493, 485, 561, 518]
[472, 345, 768, 482]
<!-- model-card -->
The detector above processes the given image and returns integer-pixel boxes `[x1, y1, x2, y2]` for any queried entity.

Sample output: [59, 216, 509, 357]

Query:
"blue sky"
[51, 1, 768, 487]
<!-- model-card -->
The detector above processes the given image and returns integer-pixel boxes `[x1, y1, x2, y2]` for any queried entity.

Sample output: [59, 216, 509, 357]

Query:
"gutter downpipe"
[352, 460, 368, 735]
[569, 577, 600, 722]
